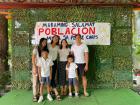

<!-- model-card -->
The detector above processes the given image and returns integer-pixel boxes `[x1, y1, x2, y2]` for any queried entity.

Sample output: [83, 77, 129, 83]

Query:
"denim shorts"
[68, 78, 77, 86]
[40, 77, 50, 85]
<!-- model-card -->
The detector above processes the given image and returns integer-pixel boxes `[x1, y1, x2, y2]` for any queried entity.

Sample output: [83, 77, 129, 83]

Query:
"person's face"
[41, 40, 47, 47]
[42, 51, 48, 58]
[62, 40, 67, 47]
[53, 36, 59, 44]
[68, 57, 73, 63]
[75, 35, 81, 44]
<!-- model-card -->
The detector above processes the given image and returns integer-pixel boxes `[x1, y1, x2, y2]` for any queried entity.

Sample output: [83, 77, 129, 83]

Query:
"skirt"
[58, 61, 67, 86]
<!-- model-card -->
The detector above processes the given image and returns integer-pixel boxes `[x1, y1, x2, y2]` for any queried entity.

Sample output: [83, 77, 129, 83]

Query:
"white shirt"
[66, 63, 78, 78]
[48, 44, 59, 61]
[32, 47, 40, 65]
[37, 57, 54, 77]
[71, 43, 88, 63]
[58, 48, 70, 62]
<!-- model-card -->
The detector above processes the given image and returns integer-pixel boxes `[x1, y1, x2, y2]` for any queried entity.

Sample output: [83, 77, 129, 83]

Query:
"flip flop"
[33, 96, 37, 102]
[84, 92, 89, 97]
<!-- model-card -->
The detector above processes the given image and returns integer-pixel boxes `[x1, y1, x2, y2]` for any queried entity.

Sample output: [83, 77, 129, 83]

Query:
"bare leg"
[40, 84, 43, 96]
[69, 85, 72, 94]
[64, 85, 67, 95]
[46, 85, 50, 94]
[74, 85, 78, 93]
[33, 75, 38, 97]
[82, 76, 87, 95]
[60, 86, 64, 95]
[53, 88, 59, 96]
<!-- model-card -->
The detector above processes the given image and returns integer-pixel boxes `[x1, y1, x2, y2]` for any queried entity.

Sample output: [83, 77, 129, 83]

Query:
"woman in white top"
[58, 39, 70, 95]
[32, 38, 48, 102]
[48, 35, 61, 100]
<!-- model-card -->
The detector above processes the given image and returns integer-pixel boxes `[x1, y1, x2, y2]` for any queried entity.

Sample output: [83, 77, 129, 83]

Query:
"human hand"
[76, 77, 79, 81]
[66, 77, 68, 81]
[32, 65, 37, 75]
[84, 64, 88, 72]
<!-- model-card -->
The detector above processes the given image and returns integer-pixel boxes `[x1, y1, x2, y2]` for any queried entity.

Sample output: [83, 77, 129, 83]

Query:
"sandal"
[56, 95, 62, 101]
[33, 96, 37, 102]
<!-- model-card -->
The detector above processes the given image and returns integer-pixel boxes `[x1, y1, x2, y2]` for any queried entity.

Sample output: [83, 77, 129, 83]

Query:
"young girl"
[32, 38, 48, 102]
[58, 39, 70, 95]
[48, 35, 61, 100]
[66, 55, 79, 97]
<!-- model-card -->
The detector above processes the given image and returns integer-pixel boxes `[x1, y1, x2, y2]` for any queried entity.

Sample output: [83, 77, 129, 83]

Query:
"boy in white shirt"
[37, 48, 53, 103]
[66, 55, 79, 97]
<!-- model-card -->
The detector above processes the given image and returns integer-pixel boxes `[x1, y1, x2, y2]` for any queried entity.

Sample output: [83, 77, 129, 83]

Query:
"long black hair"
[38, 38, 48, 57]
[60, 39, 68, 49]
[51, 35, 60, 45]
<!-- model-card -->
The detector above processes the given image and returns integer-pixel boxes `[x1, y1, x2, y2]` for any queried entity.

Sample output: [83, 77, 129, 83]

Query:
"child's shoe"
[47, 94, 53, 101]
[69, 93, 72, 97]
[75, 93, 79, 97]
[38, 96, 43, 103]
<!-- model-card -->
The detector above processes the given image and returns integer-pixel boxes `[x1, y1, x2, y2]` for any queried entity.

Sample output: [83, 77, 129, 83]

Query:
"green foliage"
[0, 71, 11, 89]
[10, 6, 133, 89]
[113, 57, 132, 71]
[112, 29, 132, 46]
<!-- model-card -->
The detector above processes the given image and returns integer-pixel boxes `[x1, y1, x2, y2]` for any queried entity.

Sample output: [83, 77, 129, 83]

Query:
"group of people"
[32, 34, 89, 103]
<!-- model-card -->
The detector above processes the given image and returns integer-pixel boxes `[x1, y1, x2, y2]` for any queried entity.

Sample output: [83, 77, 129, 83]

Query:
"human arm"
[84, 52, 89, 72]
[38, 66, 42, 82]
[50, 60, 54, 80]
[84, 45, 89, 72]
[50, 66, 52, 80]
[76, 69, 79, 81]
[32, 47, 37, 75]
[66, 65, 69, 81]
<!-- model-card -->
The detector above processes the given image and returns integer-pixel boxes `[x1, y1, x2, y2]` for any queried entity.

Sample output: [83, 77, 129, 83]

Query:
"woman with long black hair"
[32, 38, 48, 102]
[58, 39, 70, 95]
[48, 35, 61, 100]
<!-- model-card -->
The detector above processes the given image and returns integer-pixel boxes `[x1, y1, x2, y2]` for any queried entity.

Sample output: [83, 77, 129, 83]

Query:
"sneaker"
[47, 94, 53, 101]
[69, 93, 72, 97]
[75, 93, 79, 97]
[38, 96, 43, 103]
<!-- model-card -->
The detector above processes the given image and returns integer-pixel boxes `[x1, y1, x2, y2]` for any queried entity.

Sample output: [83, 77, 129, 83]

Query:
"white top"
[32, 47, 40, 65]
[58, 48, 70, 62]
[48, 44, 59, 61]
[37, 57, 54, 77]
[71, 43, 88, 63]
[66, 63, 78, 78]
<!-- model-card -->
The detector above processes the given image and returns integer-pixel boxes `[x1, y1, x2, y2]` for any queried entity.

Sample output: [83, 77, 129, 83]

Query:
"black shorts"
[76, 63, 86, 77]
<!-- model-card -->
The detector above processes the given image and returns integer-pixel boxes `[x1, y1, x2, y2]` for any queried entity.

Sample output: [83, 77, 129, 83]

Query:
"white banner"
[33, 22, 111, 45]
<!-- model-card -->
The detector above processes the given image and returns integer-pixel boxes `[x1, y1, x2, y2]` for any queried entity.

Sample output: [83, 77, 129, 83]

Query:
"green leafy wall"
[11, 6, 133, 89]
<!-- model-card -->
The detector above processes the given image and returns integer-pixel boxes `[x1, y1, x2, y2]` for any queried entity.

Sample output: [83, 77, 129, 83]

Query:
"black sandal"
[33, 96, 37, 102]
[56, 95, 61, 101]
